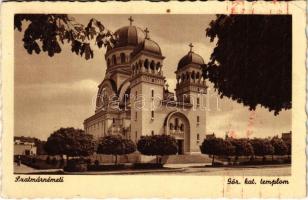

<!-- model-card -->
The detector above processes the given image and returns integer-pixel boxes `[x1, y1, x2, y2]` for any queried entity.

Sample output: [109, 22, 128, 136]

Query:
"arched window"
[191, 71, 195, 80]
[169, 123, 174, 130]
[144, 59, 149, 69]
[120, 53, 126, 63]
[150, 60, 155, 71]
[156, 62, 161, 71]
[180, 124, 184, 131]
[196, 72, 200, 80]
[175, 118, 179, 130]
[112, 55, 117, 65]
[181, 74, 185, 82]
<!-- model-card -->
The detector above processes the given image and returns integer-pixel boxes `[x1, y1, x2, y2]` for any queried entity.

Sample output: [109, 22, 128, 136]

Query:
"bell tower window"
[120, 53, 126, 63]
[112, 55, 117, 65]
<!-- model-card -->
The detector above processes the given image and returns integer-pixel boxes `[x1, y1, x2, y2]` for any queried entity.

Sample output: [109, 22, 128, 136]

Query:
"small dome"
[107, 25, 145, 52]
[131, 38, 162, 57]
[178, 51, 205, 70]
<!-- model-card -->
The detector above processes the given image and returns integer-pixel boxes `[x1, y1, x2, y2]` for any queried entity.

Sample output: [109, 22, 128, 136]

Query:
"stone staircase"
[162, 154, 212, 164]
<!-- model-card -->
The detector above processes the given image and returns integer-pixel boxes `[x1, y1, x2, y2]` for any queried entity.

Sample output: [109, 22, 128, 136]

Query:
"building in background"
[281, 131, 292, 143]
[14, 136, 37, 156]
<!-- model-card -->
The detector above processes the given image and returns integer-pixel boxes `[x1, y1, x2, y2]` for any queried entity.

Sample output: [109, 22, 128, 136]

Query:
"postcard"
[1, 1, 306, 198]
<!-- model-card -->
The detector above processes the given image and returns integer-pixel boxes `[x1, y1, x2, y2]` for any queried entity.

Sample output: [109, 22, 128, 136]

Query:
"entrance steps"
[162, 154, 212, 164]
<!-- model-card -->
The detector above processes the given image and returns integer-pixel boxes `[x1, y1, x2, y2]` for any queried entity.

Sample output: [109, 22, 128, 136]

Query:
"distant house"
[206, 133, 216, 139]
[281, 131, 292, 143]
[14, 137, 37, 156]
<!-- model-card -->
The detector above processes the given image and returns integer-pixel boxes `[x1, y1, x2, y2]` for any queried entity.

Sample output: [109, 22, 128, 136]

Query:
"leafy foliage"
[200, 137, 225, 156]
[271, 137, 288, 156]
[204, 15, 291, 115]
[14, 14, 116, 59]
[44, 127, 95, 157]
[137, 135, 178, 164]
[230, 139, 254, 157]
[200, 137, 235, 164]
[97, 135, 136, 164]
[250, 138, 274, 158]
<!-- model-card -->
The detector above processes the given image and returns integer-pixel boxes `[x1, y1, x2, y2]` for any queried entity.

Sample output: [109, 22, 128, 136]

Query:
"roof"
[107, 25, 145, 52]
[177, 51, 205, 70]
[131, 38, 162, 58]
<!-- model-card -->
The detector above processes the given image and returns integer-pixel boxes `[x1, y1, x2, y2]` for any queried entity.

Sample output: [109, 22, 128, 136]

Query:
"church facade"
[84, 17, 207, 154]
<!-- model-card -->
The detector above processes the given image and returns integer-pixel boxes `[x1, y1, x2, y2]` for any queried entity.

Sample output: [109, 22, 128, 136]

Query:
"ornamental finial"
[128, 16, 134, 26]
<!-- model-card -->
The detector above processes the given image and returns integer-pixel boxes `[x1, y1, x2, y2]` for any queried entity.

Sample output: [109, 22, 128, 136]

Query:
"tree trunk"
[212, 154, 215, 165]
[115, 155, 118, 165]
[272, 154, 274, 161]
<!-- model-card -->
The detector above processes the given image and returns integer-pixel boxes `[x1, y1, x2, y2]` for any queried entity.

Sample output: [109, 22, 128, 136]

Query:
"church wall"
[130, 83, 143, 143]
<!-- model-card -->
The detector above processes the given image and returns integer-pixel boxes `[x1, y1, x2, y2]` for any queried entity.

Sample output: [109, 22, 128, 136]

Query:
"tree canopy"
[205, 15, 291, 115]
[14, 14, 115, 59]
[137, 135, 178, 164]
[200, 137, 235, 164]
[230, 139, 254, 157]
[44, 127, 95, 157]
[97, 135, 136, 164]
[250, 138, 274, 159]
[271, 137, 288, 156]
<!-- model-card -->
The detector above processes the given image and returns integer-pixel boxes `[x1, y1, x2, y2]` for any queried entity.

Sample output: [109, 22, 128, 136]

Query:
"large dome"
[177, 51, 205, 70]
[131, 38, 162, 57]
[107, 25, 146, 52]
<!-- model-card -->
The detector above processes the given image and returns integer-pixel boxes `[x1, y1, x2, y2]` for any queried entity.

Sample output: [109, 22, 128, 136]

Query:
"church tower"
[175, 43, 207, 108]
[130, 28, 165, 143]
[174, 44, 208, 153]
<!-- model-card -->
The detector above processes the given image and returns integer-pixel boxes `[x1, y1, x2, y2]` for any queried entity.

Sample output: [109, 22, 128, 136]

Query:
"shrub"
[250, 139, 274, 161]
[44, 127, 95, 158]
[97, 135, 136, 165]
[200, 137, 235, 165]
[230, 139, 254, 161]
[271, 137, 288, 156]
[64, 159, 88, 172]
[137, 134, 178, 164]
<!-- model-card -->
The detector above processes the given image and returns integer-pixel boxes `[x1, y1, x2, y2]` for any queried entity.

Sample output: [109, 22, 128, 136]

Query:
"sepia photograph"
[1, 1, 306, 198]
[13, 13, 292, 176]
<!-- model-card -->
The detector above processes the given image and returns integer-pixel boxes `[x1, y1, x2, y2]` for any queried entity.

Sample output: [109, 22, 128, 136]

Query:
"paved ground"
[14, 162, 291, 176]
[156, 164, 291, 176]
[14, 163, 63, 174]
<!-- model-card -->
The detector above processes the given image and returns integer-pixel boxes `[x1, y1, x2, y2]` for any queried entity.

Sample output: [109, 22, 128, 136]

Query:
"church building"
[84, 17, 207, 154]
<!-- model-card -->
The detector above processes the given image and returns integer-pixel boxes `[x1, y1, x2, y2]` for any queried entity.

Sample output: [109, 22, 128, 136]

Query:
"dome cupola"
[107, 16, 146, 53]
[131, 28, 162, 57]
[177, 43, 204, 70]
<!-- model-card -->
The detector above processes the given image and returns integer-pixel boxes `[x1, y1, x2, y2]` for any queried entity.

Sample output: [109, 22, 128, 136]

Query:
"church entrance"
[176, 139, 184, 155]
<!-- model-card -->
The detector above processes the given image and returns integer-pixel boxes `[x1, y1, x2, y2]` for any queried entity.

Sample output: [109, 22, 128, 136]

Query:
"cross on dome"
[189, 43, 194, 52]
[128, 16, 134, 26]
[144, 27, 150, 39]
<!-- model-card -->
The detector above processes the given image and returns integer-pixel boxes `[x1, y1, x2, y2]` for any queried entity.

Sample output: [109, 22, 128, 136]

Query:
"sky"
[14, 14, 291, 140]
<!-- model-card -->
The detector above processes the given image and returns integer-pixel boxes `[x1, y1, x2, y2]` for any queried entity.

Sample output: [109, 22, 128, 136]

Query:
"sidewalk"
[14, 163, 63, 174]
[65, 167, 185, 175]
